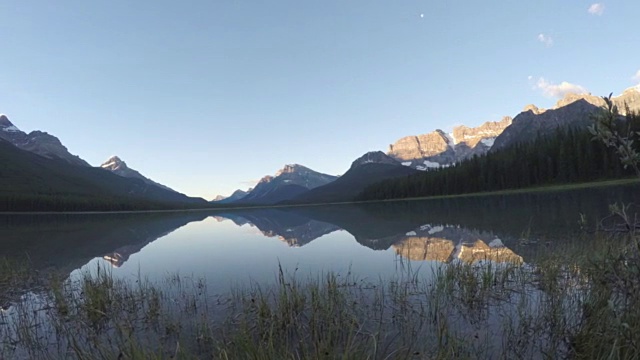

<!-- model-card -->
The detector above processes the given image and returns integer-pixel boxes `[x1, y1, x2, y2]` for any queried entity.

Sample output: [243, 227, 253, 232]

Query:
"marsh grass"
[1, 234, 640, 359]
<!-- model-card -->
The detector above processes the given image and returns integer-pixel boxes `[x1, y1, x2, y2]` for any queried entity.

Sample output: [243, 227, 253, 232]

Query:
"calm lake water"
[1, 183, 639, 295]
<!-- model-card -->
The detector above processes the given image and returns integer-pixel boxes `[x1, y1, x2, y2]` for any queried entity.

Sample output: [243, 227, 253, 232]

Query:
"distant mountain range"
[212, 87, 640, 206]
[387, 117, 512, 170]
[286, 151, 417, 204]
[213, 189, 250, 204]
[231, 164, 338, 205]
[3, 86, 640, 211]
[101, 155, 177, 193]
[0, 114, 89, 167]
[0, 115, 206, 211]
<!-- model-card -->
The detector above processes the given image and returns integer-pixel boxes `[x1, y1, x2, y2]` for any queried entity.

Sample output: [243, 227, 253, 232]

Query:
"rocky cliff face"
[0, 114, 90, 167]
[452, 117, 513, 160]
[387, 118, 512, 170]
[491, 87, 640, 152]
[388, 131, 450, 161]
[101, 155, 177, 193]
[548, 88, 640, 112]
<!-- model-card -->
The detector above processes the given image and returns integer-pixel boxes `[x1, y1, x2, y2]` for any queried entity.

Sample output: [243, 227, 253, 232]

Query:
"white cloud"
[240, 180, 258, 187]
[632, 69, 640, 83]
[537, 33, 554, 47]
[534, 77, 588, 98]
[588, 3, 605, 15]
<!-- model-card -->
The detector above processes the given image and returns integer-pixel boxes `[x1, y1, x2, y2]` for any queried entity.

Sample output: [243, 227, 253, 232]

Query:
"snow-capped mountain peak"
[101, 156, 127, 171]
[99, 155, 177, 193]
[0, 114, 20, 132]
[0, 114, 89, 166]
[275, 164, 307, 176]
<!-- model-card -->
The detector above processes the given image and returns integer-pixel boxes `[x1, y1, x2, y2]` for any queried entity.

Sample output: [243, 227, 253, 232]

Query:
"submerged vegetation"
[2, 230, 640, 359]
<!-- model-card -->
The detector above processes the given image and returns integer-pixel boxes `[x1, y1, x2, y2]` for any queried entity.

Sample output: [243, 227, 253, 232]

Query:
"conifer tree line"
[0, 194, 207, 212]
[357, 112, 640, 201]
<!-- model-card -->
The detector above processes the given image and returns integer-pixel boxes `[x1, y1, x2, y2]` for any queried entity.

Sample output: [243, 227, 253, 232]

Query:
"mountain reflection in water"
[0, 183, 637, 279]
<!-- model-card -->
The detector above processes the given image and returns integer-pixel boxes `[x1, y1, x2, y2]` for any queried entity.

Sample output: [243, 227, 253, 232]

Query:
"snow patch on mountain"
[489, 238, 505, 248]
[428, 225, 444, 234]
[480, 138, 496, 147]
[2, 125, 20, 132]
[444, 133, 456, 148]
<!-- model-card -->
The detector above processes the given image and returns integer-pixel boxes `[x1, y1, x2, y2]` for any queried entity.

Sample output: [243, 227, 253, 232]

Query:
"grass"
[369, 177, 640, 204]
[1, 232, 640, 359]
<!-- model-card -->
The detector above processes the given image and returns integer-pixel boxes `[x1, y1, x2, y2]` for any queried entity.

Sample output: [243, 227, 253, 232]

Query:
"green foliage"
[588, 94, 640, 178]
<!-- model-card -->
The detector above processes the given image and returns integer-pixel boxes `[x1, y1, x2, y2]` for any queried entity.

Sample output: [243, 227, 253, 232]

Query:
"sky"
[1, 0, 639, 200]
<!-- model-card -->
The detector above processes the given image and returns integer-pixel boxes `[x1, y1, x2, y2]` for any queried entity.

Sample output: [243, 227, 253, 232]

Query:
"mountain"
[233, 164, 338, 205]
[101, 156, 176, 193]
[392, 225, 522, 264]
[0, 138, 207, 211]
[387, 117, 512, 170]
[213, 189, 250, 204]
[287, 151, 417, 204]
[0, 114, 90, 167]
[491, 88, 640, 152]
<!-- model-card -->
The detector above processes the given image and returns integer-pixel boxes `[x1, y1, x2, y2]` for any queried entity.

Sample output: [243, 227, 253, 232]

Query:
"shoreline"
[0, 177, 637, 215]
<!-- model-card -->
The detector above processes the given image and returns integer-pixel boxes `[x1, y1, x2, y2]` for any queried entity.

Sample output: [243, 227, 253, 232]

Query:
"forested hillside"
[357, 114, 640, 201]
[0, 139, 209, 212]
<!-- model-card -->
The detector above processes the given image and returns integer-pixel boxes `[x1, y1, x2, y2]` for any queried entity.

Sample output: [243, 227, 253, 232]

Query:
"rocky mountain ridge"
[213, 189, 251, 204]
[491, 87, 640, 152]
[387, 117, 512, 170]
[287, 151, 417, 204]
[0, 114, 90, 167]
[350, 151, 399, 169]
[232, 164, 338, 204]
[100, 156, 177, 193]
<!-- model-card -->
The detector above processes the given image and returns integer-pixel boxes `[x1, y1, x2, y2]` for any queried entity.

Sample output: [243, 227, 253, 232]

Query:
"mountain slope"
[0, 138, 207, 211]
[288, 151, 417, 204]
[233, 164, 338, 205]
[492, 88, 640, 152]
[215, 209, 340, 247]
[0, 114, 90, 167]
[101, 156, 177, 193]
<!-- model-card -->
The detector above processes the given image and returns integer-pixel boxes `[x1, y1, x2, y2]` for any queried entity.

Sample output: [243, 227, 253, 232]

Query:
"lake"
[1, 183, 640, 359]
[1, 183, 637, 294]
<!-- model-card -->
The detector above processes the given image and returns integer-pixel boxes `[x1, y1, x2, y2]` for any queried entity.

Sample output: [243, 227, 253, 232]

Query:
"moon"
[420, 13, 424, 18]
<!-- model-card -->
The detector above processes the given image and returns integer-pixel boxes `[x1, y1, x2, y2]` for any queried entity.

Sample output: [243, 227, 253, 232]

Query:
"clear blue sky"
[1, 1, 638, 199]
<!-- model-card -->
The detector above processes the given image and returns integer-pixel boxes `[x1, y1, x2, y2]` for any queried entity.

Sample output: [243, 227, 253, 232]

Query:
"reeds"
[1, 233, 640, 359]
